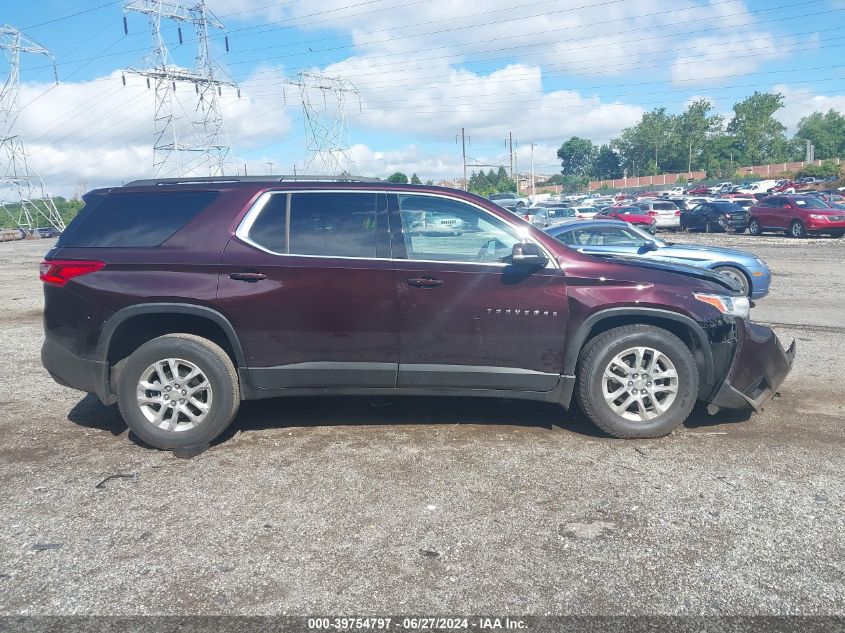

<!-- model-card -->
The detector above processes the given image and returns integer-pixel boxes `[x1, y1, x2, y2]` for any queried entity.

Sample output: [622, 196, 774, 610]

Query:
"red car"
[769, 180, 797, 194]
[596, 206, 657, 233]
[686, 185, 711, 195]
[748, 195, 845, 238]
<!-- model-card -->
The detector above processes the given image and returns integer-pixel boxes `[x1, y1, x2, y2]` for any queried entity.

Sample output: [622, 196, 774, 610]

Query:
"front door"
[389, 193, 568, 391]
[217, 190, 398, 389]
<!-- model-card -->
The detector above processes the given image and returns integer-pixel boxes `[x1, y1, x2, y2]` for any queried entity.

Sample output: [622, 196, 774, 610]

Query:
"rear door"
[390, 193, 567, 391]
[218, 190, 399, 389]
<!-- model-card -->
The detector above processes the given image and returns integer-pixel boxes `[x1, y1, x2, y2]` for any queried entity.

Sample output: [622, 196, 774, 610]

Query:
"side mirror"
[511, 242, 549, 267]
[641, 240, 658, 252]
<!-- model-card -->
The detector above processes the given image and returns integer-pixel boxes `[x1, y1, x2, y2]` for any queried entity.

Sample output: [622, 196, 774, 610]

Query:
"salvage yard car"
[545, 219, 770, 298]
[41, 177, 794, 449]
[748, 195, 845, 238]
[680, 200, 749, 234]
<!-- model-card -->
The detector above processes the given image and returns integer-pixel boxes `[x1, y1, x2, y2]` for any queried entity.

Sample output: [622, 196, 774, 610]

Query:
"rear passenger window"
[59, 191, 218, 248]
[289, 193, 377, 258]
[243, 192, 379, 257]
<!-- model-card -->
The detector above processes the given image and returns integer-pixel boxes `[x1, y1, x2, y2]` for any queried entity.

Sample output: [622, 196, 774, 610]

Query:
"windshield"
[547, 207, 576, 218]
[793, 196, 831, 208]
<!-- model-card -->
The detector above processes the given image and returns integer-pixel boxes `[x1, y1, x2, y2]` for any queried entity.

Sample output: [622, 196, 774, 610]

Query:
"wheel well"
[712, 265, 752, 296]
[106, 313, 239, 367]
[576, 315, 709, 390]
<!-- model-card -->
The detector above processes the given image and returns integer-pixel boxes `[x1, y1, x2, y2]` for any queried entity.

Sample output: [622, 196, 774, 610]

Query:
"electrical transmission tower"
[124, 0, 238, 177]
[0, 26, 65, 231]
[285, 72, 360, 175]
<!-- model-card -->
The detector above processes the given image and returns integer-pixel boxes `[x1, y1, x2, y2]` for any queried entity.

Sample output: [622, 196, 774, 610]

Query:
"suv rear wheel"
[117, 334, 240, 449]
[748, 218, 763, 236]
[575, 325, 698, 438]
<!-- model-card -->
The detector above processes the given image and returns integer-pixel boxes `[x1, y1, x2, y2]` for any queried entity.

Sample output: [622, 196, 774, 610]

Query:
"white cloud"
[323, 57, 643, 145]
[670, 31, 793, 85]
[773, 83, 845, 134]
[7, 69, 292, 196]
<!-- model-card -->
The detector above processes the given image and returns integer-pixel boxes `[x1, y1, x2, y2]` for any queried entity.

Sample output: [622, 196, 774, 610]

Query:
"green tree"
[386, 172, 409, 184]
[676, 98, 724, 173]
[410, 173, 421, 184]
[557, 136, 597, 177]
[726, 92, 791, 165]
[591, 145, 623, 179]
[425, 179, 434, 185]
[795, 109, 845, 160]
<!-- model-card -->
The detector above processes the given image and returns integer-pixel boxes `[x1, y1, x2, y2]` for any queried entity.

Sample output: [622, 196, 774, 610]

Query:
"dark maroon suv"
[41, 176, 795, 449]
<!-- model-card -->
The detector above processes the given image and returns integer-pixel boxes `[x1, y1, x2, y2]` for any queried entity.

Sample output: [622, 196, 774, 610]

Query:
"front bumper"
[708, 319, 795, 412]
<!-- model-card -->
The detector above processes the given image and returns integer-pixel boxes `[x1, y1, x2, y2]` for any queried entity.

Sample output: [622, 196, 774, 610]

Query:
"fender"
[96, 303, 247, 366]
[563, 307, 715, 386]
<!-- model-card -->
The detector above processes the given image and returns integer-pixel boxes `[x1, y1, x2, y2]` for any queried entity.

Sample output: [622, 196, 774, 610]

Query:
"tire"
[714, 265, 751, 297]
[117, 334, 240, 449]
[574, 325, 698, 438]
[704, 221, 713, 233]
[748, 218, 763, 236]
[516, 201, 525, 208]
[789, 220, 807, 239]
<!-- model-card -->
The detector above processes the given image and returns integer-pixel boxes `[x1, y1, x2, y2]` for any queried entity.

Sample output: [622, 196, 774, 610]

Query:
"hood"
[590, 253, 742, 294]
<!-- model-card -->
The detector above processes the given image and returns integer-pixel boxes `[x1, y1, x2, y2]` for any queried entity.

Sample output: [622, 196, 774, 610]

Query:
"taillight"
[40, 260, 105, 287]
[648, 210, 658, 216]
[674, 210, 681, 216]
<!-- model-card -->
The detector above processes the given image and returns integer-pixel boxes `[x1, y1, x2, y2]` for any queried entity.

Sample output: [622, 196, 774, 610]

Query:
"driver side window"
[396, 194, 522, 263]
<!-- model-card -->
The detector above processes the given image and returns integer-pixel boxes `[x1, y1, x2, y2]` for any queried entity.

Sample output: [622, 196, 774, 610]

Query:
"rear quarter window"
[58, 191, 219, 247]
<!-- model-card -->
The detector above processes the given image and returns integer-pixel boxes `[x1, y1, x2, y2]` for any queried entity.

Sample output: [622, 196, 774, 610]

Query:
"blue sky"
[4, 0, 845, 194]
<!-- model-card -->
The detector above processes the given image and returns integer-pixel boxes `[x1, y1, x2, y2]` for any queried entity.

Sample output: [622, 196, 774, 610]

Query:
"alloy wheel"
[601, 346, 678, 422]
[136, 358, 213, 432]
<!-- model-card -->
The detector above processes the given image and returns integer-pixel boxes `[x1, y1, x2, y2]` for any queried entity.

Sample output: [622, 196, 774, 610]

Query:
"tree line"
[554, 92, 845, 191]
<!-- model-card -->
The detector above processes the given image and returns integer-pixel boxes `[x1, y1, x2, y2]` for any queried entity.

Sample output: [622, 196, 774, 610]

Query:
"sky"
[3, 0, 845, 196]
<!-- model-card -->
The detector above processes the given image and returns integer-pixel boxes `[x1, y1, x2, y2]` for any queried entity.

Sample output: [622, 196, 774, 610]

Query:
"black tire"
[789, 220, 807, 239]
[516, 201, 525, 208]
[714, 265, 751, 297]
[575, 325, 699, 438]
[117, 334, 240, 449]
[748, 218, 763, 236]
[704, 221, 713, 233]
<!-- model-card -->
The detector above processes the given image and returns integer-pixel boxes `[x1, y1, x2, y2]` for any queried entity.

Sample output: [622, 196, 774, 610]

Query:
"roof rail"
[123, 175, 385, 186]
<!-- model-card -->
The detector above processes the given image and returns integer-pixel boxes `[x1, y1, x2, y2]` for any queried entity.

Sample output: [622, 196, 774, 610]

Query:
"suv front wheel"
[117, 334, 240, 449]
[575, 325, 699, 438]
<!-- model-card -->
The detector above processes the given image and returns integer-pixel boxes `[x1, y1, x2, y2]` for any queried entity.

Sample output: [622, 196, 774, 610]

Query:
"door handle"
[406, 277, 443, 289]
[229, 272, 267, 282]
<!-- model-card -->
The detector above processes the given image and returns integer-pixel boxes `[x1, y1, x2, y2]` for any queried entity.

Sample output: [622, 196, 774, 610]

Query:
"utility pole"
[0, 25, 65, 231]
[124, 0, 238, 178]
[508, 132, 514, 179]
[460, 127, 467, 190]
[267, 161, 273, 174]
[530, 142, 536, 201]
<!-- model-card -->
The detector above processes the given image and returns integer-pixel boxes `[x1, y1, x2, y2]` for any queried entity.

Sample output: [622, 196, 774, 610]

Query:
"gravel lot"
[1, 234, 843, 616]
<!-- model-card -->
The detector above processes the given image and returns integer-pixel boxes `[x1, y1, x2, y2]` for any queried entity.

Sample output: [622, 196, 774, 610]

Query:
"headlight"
[808, 214, 829, 220]
[694, 293, 750, 318]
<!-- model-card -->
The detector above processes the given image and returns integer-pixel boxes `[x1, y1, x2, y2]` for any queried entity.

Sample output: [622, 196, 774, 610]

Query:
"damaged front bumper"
[707, 318, 796, 413]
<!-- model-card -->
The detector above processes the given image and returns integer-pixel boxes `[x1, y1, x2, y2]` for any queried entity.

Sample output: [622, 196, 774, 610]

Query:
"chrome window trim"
[234, 188, 559, 269]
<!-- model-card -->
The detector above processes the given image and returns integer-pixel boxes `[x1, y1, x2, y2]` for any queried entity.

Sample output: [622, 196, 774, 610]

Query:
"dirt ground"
[0, 234, 843, 616]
